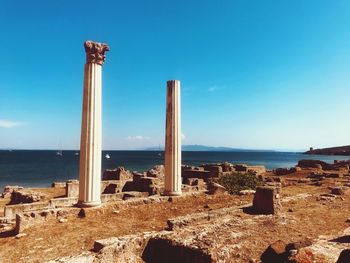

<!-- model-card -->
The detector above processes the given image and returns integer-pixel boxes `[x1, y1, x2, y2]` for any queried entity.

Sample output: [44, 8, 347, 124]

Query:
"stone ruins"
[2, 41, 350, 262]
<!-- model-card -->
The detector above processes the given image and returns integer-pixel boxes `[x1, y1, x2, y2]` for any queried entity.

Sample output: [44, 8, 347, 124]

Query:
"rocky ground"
[1, 161, 350, 262]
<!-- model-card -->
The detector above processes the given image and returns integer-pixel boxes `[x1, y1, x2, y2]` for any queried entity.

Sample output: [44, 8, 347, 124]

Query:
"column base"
[77, 200, 101, 208]
[162, 190, 182, 196]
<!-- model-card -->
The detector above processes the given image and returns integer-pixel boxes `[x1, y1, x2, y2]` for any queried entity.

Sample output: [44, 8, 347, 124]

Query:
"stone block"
[15, 209, 56, 234]
[182, 170, 211, 182]
[200, 165, 223, 177]
[147, 165, 165, 179]
[221, 162, 233, 172]
[253, 186, 281, 215]
[102, 167, 132, 181]
[247, 166, 266, 175]
[66, 180, 79, 198]
[234, 164, 248, 172]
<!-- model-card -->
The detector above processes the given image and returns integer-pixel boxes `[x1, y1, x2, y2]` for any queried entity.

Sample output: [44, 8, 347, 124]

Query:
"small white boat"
[56, 150, 63, 156]
[74, 152, 79, 156]
[105, 154, 111, 159]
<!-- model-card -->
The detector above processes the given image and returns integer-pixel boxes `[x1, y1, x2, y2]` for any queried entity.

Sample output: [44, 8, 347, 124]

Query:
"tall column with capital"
[164, 80, 182, 196]
[78, 40, 109, 207]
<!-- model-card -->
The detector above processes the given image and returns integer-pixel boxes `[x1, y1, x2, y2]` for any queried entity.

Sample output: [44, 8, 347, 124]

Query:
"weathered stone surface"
[15, 210, 56, 233]
[101, 180, 123, 194]
[298, 159, 333, 170]
[102, 167, 132, 181]
[234, 164, 248, 172]
[247, 166, 266, 175]
[221, 162, 233, 172]
[123, 191, 149, 200]
[1, 185, 23, 198]
[285, 238, 312, 251]
[206, 182, 227, 195]
[337, 249, 350, 263]
[51, 182, 66, 188]
[184, 178, 205, 187]
[147, 165, 165, 179]
[182, 169, 211, 182]
[123, 176, 161, 195]
[65, 180, 79, 198]
[49, 197, 78, 208]
[253, 186, 281, 215]
[274, 167, 297, 176]
[4, 202, 49, 219]
[260, 240, 288, 263]
[10, 190, 45, 204]
[200, 164, 223, 177]
[101, 193, 123, 203]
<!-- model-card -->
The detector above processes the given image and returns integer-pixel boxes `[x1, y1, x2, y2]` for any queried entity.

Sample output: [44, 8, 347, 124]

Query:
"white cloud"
[0, 119, 25, 128]
[181, 133, 186, 140]
[126, 135, 150, 141]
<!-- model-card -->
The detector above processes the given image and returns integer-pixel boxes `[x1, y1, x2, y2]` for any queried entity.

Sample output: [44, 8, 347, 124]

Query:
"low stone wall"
[167, 206, 245, 231]
[15, 207, 80, 234]
[182, 170, 211, 182]
[101, 180, 125, 194]
[101, 193, 123, 203]
[51, 182, 66, 188]
[49, 197, 78, 208]
[4, 202, 49, 219]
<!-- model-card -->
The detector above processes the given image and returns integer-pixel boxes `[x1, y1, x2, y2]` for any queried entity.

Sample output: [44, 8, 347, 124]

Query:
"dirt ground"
[1, 175, 350, 262]
[0, 192, 250, 263]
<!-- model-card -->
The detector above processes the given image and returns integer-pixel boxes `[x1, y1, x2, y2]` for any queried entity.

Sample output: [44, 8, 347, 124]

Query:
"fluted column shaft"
[164, 80, 182, 196]
[78, 41, 109, 207]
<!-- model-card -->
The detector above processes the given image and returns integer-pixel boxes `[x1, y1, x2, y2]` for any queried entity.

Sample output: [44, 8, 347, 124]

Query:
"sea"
[0, 150, 349, 190]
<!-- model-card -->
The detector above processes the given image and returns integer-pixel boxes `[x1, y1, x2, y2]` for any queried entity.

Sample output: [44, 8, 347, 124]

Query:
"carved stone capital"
[84, 41, 109, 65]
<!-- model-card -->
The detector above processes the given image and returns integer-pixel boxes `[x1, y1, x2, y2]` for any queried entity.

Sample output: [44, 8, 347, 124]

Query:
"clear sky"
[1, 0, 350, 151]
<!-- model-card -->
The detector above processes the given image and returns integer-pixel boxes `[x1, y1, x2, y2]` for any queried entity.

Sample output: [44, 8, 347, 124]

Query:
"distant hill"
[304, 145, 350, 156]
[143, 144, 275, 152]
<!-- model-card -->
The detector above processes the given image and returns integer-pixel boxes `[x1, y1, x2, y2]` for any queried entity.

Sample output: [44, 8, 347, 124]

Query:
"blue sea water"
[0, 150, 349, 190]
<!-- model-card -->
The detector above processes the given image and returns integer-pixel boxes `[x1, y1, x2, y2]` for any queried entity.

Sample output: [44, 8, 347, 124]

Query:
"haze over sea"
[1, 150, 349, 190]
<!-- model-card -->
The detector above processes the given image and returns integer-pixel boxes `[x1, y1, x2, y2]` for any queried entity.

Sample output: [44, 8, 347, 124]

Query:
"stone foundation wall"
[5, 202, 49, 219]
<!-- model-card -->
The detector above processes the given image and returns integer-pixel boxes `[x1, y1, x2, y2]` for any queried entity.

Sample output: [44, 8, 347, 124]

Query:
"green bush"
[212, 172, 263, 195]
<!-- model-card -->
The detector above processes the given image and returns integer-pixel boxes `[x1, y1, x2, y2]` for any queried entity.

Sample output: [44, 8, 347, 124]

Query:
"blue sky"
[1, 0, 350, 150]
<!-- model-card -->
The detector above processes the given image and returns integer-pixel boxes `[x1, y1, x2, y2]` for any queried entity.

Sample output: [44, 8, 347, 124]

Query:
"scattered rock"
[1, 185, 23, 198]
[261, 240, 288, 262]
[10, 190, 45, 204]
[58, 218, 68, 223]
[337, 249, 350, 263]
[206, 182, 227, 195]
[285, 238, 312, 251]
[331, 187, 344, 195]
